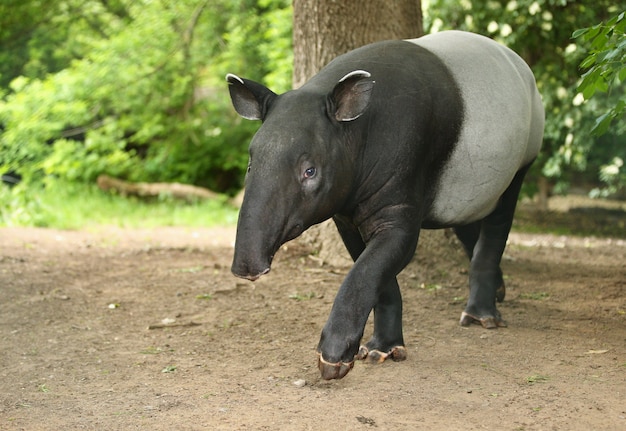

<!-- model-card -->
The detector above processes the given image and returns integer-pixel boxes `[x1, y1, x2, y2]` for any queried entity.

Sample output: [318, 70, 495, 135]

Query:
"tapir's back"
[411, 31, 544, 226]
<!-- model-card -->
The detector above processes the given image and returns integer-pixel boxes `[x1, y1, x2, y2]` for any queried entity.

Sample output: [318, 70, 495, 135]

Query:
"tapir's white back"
[410, 31, 544, 225]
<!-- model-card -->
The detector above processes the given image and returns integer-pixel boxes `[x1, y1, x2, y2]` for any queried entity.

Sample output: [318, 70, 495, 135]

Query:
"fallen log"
[97, 174, 223, 202]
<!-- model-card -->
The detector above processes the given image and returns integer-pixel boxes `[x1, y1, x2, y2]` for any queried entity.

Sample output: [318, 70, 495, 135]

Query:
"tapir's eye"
[303, 167, 317, 179]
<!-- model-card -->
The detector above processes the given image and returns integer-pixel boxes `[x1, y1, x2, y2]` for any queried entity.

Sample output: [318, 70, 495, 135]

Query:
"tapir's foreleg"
[460, 164, 532, 328]
[318, 217, 418, 379]
[333, 216, 407, 365]
[333, 216, 366, 261]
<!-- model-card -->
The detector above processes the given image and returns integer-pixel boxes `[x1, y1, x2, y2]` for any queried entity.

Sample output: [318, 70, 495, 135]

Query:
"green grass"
[3, 181, 626, 238]
[0, 180, 239, 229]
[519, 292, 550, 300]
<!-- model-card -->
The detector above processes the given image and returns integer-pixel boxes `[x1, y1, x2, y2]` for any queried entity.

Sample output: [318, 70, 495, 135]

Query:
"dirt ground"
[1, 199, 625, 430]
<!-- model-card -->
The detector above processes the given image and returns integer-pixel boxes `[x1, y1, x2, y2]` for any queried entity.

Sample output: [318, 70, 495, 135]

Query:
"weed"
[289, 292, 316, 301]
[420, 283, 442, 292]
[519, 292, 550, 300]
[175, 266, 205, 273]
[526, 375, 549, 384]
[140, 347, 162, 355]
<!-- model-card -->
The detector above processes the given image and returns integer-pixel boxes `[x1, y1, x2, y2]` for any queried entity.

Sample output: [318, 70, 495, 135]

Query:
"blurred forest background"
[0, 0, 624, 227]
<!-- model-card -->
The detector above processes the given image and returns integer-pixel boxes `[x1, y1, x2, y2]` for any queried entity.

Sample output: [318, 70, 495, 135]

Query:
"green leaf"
[591, 112, 613, 136]
[579, 53, 597, 69]
[572, 27, 589, 39]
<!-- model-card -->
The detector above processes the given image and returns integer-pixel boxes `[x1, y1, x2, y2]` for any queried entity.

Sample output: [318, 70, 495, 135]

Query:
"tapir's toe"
[460, 311, 507, 329]
[356, 345, 407, 364]
[317, 353, 354, 380]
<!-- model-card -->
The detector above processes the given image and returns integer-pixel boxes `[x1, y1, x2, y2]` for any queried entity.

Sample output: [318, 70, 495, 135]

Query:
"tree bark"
[293, 0, 426, 266]
[292, 0, 423, 88]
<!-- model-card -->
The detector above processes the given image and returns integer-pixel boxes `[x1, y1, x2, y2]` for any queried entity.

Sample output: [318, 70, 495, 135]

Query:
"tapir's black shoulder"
[303, 39, 464, 203]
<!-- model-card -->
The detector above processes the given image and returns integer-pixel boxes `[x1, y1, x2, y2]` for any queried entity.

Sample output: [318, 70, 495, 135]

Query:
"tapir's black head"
[226, 71, 375, 281]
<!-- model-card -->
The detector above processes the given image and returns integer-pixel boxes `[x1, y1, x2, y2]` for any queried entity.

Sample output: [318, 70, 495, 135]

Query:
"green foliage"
[0, 0, 292, 195]
[0, 180, 239, 228]
[575, 12, 626, 134]
[574, 11, 626, 196]
[3, 0, 624, 228]
[425, 0, 625, 193]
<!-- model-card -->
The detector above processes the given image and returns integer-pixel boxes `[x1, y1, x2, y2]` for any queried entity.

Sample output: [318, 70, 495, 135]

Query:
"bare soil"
[1, 199, 625, 430]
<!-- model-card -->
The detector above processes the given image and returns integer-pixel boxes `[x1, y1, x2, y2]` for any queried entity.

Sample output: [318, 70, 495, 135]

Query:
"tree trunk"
[292, 0, 423, 88]
[293, 0, 428, 266]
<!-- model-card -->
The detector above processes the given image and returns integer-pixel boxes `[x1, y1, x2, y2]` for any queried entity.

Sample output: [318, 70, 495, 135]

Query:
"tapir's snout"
[231, 187, 295, 283]
[231, 234, 274, 282]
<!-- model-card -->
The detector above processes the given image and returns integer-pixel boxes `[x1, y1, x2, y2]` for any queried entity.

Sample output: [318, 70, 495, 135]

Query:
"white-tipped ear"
[338, 70, 371, 83]
[331, 70, 375, 122]
[225, 73, 244, 85]
[226, 74, 277, 121]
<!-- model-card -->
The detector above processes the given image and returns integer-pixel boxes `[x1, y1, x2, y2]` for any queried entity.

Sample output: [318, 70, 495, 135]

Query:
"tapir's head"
[226, 70, 375, 281]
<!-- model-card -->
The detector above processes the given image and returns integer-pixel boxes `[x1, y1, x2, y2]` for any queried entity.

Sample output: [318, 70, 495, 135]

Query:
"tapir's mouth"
[233, 267, 271, 282]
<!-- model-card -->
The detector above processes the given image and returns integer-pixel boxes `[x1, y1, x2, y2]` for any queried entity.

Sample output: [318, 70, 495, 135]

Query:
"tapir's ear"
[226, 73, 277, 121]
[330, 70, 375, 122]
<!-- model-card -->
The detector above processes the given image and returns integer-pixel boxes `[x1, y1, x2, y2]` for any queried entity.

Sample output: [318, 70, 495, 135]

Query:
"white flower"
[573, 93, 585, 106]
[529, 1, 541, 15]
[564, 116, 574, 128]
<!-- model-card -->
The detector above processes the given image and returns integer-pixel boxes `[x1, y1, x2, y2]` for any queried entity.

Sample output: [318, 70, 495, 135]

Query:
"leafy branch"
[574, 11, 626, 135]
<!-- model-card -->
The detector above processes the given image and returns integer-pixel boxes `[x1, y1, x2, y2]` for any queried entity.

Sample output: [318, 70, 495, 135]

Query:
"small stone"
[293, 379, 306, 388]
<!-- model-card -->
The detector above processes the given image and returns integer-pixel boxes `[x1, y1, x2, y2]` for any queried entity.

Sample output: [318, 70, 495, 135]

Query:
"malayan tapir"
[226, 30, 544, 380]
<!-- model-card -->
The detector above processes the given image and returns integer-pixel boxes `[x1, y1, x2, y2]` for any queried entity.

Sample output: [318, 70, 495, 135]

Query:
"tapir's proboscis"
[226, 31, 544, 380]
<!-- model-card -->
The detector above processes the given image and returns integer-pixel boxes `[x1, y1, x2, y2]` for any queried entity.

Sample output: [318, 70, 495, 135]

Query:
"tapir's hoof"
[356, 345, 408, 363]
[317, 353, 354, 380]
[460, 311, 507, 329]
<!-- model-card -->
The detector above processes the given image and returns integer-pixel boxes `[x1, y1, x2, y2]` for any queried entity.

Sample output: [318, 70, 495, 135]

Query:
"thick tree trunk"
[292, 0, 423, 88]
[293, 0, 427, 265]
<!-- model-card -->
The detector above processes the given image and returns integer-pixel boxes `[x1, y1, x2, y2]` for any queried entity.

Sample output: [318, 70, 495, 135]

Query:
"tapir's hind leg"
[332, 216, 407, 365]
[454, 221, 480, 258]
[355, 279, 408, 364]
[458, 163, 532, 329]
[454, 221, 506, 303]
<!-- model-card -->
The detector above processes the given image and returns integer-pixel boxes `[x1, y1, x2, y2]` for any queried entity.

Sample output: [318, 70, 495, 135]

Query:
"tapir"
[226, 30, 544, 380]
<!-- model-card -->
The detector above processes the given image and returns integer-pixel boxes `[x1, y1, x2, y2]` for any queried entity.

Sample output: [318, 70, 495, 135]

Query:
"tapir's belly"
[413, 32, 543, 226]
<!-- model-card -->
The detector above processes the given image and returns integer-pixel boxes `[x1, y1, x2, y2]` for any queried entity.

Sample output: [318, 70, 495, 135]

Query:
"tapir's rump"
[226, 31, 544, 380]
[411, 32, 544, 225]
